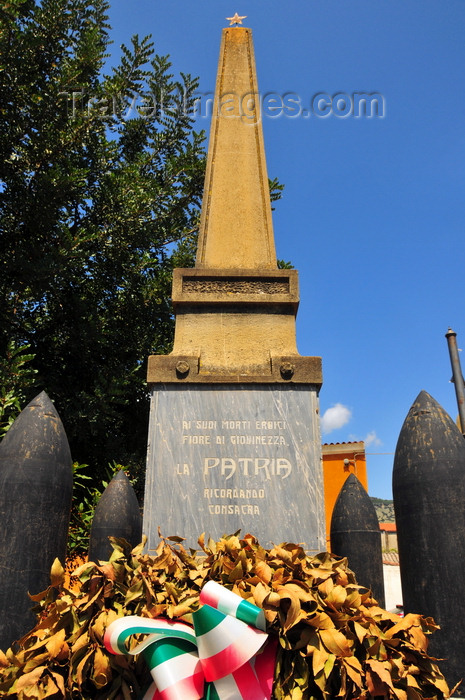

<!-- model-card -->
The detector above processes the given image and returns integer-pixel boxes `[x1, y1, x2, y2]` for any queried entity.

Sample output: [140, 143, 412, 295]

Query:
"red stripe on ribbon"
[156, 671, 204, 700]
[198, 585, 219, 610]
[254, 637, 279, 698]
[200, 630, 265, 682]
[232, 661, 266, 700]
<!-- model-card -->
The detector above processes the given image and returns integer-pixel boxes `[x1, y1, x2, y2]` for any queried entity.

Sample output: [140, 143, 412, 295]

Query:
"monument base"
[142, 384, 325, 553]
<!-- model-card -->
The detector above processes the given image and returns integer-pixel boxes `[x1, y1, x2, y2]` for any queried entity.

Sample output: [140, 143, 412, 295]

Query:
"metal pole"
[445, 327, 465, 435]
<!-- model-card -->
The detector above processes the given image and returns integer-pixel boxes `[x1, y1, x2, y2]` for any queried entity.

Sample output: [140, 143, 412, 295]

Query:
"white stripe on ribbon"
[196, 614, 251, 657]
[211, 673, 241, 700]
[200, 581, 241, 617]
[105, 615, 137, 653]
[200, 580, 266, 631]
[105, 615, 197, 656]
[151, 650, 201, 692]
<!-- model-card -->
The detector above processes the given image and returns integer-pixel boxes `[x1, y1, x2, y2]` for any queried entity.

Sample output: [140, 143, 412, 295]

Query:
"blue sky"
[106, 2, 465, 499]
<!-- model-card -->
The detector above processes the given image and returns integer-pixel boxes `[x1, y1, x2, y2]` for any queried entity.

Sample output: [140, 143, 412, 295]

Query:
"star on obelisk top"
[226, 12, 247, 26]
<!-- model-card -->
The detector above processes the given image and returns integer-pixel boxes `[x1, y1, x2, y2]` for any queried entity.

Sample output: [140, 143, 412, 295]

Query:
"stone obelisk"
[143, 21, 325, 552]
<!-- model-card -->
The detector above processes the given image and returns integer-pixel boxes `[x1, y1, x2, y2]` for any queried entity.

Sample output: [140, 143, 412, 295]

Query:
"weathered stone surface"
[88, 470, 142, 563]
[196, 28, 276, 270]
[143, 384, 325, 553]
[147, 354, 322, 385]
[330, 473, 385, 607]
[0, 391, 72, 650]
[393, 390, 465, 692]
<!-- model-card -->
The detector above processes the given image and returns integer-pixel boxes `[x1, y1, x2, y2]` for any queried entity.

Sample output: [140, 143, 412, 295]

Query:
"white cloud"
[321, 403, 352, 434]
[364, 430, 382, 447]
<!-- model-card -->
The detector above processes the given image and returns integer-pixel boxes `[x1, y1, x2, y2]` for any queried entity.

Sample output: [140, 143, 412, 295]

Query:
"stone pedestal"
[143, 384, 325, 552]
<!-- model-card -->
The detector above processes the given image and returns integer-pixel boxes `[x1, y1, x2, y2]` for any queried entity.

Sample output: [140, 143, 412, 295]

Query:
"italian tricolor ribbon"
[104, 580, 277, 700]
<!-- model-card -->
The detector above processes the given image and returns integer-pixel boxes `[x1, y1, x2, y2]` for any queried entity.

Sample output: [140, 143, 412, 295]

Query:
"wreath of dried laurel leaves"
[0, 533, 451, 700]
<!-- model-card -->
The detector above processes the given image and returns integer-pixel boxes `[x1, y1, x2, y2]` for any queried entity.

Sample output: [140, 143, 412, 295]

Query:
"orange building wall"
[321, 441, 367, 550]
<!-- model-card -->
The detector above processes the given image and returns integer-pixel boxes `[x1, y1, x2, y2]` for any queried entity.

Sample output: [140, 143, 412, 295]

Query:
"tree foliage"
[0, 0, 206, 472]
[0, 341, 37, 437]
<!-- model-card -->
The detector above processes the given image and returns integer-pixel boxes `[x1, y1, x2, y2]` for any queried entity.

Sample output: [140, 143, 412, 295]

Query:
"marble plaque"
[143, 384, 325, 553]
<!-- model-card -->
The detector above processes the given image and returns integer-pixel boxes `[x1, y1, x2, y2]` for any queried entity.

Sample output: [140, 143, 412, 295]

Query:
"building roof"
[383, 551, 399, 565]
[379, 522, 397, 532]
[321, 441, 365, 455]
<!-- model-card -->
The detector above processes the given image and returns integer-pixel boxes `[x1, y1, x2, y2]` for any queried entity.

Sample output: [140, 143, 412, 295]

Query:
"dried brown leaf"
[345, 588, 362, 608]
[75, 648, 93, 690]
[318, 577, 334, 597]
[393, 688, 408, 700]
[342, 656, 363, 686]
[0, 649, 9, 669]
[271, 569, 288, 588]
[277, 586, 303, 631]
[319, 628, 351, 657]
[352, 620, 368, 644]
[45, 629, 66, 660]
[168, 597, 198, 618]
[312, 648, 329, 676]
[92, 610, 118, 643]
[304, 610, 335, 630]
[49, 558, 65, 588]
[325, 584, 347, 608]
[264, 591, 281, 607]
[281, 582, 315, 604]
[255, 559, 273, 584]
[49, 671, 65, 696]
[124, 580, 143, 605]
[93, 646, 112, 688]
[271, 545, 293, 563]
[71, 632, 90, 655]
[146, 604, 166, 618]
[73, 561, 95, 578]
[13, 665, 46, 691]
[366, 659, 395, 693]
[252, 581, 270, 607]
[228, 560, 243, 582]
[28, 588, 49, 603]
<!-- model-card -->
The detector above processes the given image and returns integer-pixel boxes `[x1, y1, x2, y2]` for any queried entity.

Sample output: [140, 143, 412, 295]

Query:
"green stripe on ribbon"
[192, 604, 224, 636]
[236, 598, 261, 627]
[116, 625, 196, 655]
[143, 637, 197, 669]
[204, 682, 221, 700]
